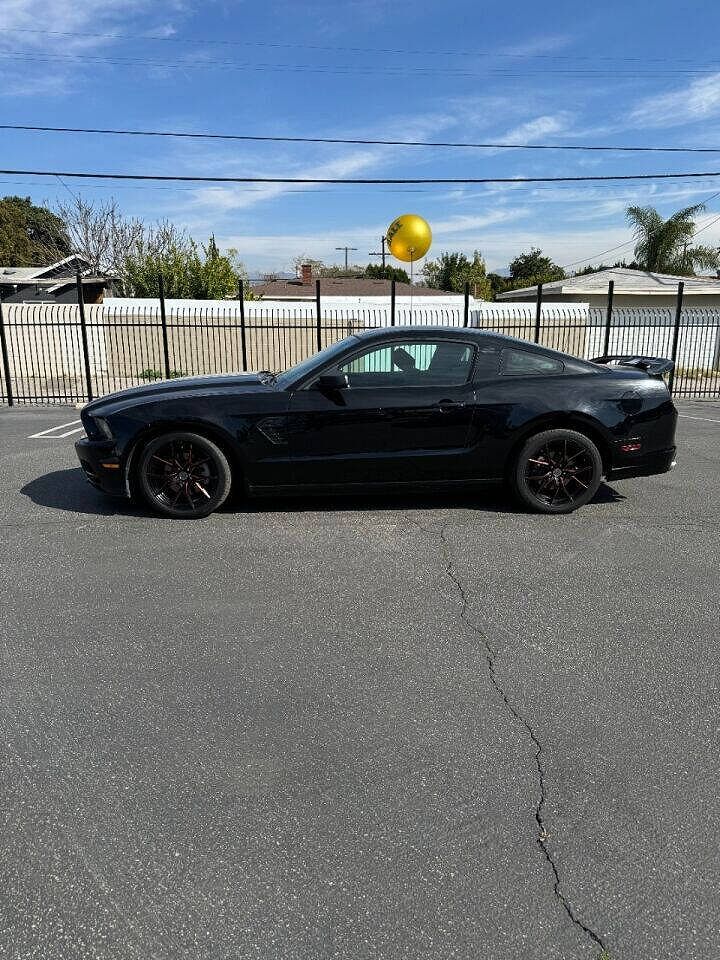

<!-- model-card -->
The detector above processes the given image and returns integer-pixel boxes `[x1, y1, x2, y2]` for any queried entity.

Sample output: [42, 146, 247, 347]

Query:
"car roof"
[355, 325, 484, 340]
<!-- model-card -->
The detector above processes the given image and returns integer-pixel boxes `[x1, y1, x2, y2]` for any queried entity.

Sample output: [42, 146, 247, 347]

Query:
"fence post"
[158, 274, 171, 380]
[0, 298, 13, 406]
[463, 281, 470, 327]
[238, 277, 248, 372]
[390, 279, 396, 326]
[315, 279, 322, 352]
[602, 280, 614, 357]
[76, 270, 94, 401]
[533, 283, 543, 343]
[668, 280, 684, 395]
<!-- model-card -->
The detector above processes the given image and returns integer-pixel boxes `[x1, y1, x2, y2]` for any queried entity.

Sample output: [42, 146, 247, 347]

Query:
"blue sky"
[2, 0, 720, 277]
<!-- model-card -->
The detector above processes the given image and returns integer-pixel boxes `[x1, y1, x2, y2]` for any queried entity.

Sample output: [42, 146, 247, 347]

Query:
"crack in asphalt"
[409, 516, 609, 957]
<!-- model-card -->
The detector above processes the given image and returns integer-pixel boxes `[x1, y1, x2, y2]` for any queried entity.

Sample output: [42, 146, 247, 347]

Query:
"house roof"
[496, 267, 720, 299]
[252, 277, 455, 299]
[0, 254, 92, 285]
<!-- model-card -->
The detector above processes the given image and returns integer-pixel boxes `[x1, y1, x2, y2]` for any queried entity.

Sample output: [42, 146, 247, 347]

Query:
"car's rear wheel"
[511, 428, 602, 514]
[138, 431, 232, 518]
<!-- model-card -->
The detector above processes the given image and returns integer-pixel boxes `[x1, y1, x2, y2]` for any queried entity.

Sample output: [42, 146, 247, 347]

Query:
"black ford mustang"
[75, 327, 677, 518]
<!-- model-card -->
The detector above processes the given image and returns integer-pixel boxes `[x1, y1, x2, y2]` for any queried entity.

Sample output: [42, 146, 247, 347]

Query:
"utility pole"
[369, 235, 388, 269]
[335, 246, 358, 271]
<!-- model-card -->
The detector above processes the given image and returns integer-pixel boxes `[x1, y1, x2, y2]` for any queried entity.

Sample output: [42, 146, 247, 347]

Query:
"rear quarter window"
[501, 347, 565, 377]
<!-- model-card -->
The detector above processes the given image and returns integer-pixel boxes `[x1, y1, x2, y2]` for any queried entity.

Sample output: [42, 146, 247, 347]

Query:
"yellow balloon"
[386, 214, 432, 262]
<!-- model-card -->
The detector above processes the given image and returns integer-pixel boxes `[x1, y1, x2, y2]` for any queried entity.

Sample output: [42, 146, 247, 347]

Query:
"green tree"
[508, 247, 565, 285]
[202, 236, 251, 298]
[487, 272, 510, 298]
[364, 263, 410, 283]
[123, 235, 247, 299]
[572, 259, 639, 276]
[421, 250, 492, 298]
[626, 203, 720, 274]
[0, 196, 72, 266]
[317, 264, 365, 278]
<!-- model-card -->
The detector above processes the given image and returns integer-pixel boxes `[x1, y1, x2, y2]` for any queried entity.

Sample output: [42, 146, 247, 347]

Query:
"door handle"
[437, 399, 464, 410]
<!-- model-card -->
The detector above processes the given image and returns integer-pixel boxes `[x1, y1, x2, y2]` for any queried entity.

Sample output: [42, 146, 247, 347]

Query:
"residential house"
[252, 264, 458, 303]
[0, 255, 115, 303]
[496, 267, 720, 308]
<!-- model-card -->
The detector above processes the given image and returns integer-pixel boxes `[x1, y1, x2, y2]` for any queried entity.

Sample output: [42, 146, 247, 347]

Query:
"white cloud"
[177, 109, 460, 217]
[501, 114, 569, 143]
[498, 34, 575, 57]
[431, 209, 529, 237]
[175, 105, 572, 223]
[0, 0, 190, 95]
[629, 73, 720, 128]
[188, 149, 383, 214]
[0, 1, 162, 49]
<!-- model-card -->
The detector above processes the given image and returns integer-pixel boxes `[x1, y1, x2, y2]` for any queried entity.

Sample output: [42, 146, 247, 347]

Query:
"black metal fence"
[1, 275, 719, 405]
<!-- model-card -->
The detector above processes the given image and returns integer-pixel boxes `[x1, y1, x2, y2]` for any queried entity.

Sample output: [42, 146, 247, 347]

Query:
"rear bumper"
[74, 437, 128, 496]
[607, 445, 676, 480]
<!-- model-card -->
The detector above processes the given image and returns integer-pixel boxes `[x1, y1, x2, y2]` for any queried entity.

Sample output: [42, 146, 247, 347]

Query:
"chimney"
[301, 263, 312, 284]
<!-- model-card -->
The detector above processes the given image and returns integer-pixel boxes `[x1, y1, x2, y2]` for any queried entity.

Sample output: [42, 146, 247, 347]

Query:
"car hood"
[83, 373, 274, 415]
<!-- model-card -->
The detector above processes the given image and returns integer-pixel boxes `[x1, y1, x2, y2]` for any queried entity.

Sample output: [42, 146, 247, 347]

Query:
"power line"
[4, 168, 720, 186]
[561, 239, 637, 269]
[3, 123, 720, 154]
[6, 175, 720, 204]
[2, 27, 717, 64]
[0, 51, 715, 81]
[0, 178, 437, 194]
[691, 211, 720, 237]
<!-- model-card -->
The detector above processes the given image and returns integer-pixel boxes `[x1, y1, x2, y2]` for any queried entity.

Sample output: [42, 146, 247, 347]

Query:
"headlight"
[93, 417, 114, 440]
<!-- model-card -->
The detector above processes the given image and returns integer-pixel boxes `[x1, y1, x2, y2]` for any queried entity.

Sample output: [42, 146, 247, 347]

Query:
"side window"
[338, 340, 475, 387]
[473, 343, 501, 380]
[501, 347, 564, 377]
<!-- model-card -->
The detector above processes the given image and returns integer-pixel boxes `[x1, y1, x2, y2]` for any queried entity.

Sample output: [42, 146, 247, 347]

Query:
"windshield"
[275, 335, 359, 388]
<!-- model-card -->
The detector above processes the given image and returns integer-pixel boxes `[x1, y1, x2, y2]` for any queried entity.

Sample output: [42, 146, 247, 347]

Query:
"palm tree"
[625, 203, 720, 275]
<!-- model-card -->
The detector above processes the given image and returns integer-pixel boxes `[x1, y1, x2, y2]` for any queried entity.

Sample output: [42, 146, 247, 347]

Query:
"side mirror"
[316, 372, 349, 391]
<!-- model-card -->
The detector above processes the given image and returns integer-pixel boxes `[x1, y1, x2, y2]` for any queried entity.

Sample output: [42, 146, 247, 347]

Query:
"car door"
[469, 342, 569, 478]
[287, 336, 480, 487]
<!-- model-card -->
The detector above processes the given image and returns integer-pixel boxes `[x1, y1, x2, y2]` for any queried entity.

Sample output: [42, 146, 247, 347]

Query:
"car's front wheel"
[138, 431, 232, 518]
[511, 428, 603, 514]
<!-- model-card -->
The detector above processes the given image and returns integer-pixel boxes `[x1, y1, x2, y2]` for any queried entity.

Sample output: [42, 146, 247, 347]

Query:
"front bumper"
[607, 445, 676, 480]
[74, 436, 128, 496]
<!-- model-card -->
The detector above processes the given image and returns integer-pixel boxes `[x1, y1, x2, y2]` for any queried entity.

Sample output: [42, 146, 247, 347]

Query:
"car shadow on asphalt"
[20, 469, 149, 518]
[21, 468, 627, 518]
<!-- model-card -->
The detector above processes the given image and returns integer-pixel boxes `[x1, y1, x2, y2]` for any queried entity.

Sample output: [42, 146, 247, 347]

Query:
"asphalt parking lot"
[1, 401, 719, 960]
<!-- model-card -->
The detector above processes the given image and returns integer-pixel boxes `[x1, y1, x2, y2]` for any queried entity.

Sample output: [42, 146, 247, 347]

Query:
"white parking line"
[28, 419, 82, 439]
[679, 414, 720, 424]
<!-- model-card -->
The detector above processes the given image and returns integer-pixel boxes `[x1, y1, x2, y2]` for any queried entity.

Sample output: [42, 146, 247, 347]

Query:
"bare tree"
[55, 197, 192, 293]
[291, 254, 324, 278]
[56, 197, 138, 276]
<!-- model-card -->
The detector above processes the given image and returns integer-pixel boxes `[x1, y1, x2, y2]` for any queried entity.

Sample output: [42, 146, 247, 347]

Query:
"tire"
[511, 428, 603, 514]
[137, 431, 232, 518]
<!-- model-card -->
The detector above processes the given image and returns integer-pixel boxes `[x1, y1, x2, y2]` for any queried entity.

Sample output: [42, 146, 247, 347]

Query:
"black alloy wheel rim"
[524, 438, 595, 508]
[145, 439, 220, 513]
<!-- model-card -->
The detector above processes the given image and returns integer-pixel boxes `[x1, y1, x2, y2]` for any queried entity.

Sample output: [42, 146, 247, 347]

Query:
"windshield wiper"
[257, 370, 278, 384]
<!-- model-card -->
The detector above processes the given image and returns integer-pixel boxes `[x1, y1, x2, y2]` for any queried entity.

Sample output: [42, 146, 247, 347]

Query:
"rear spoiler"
[591, 354, 674, 377]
